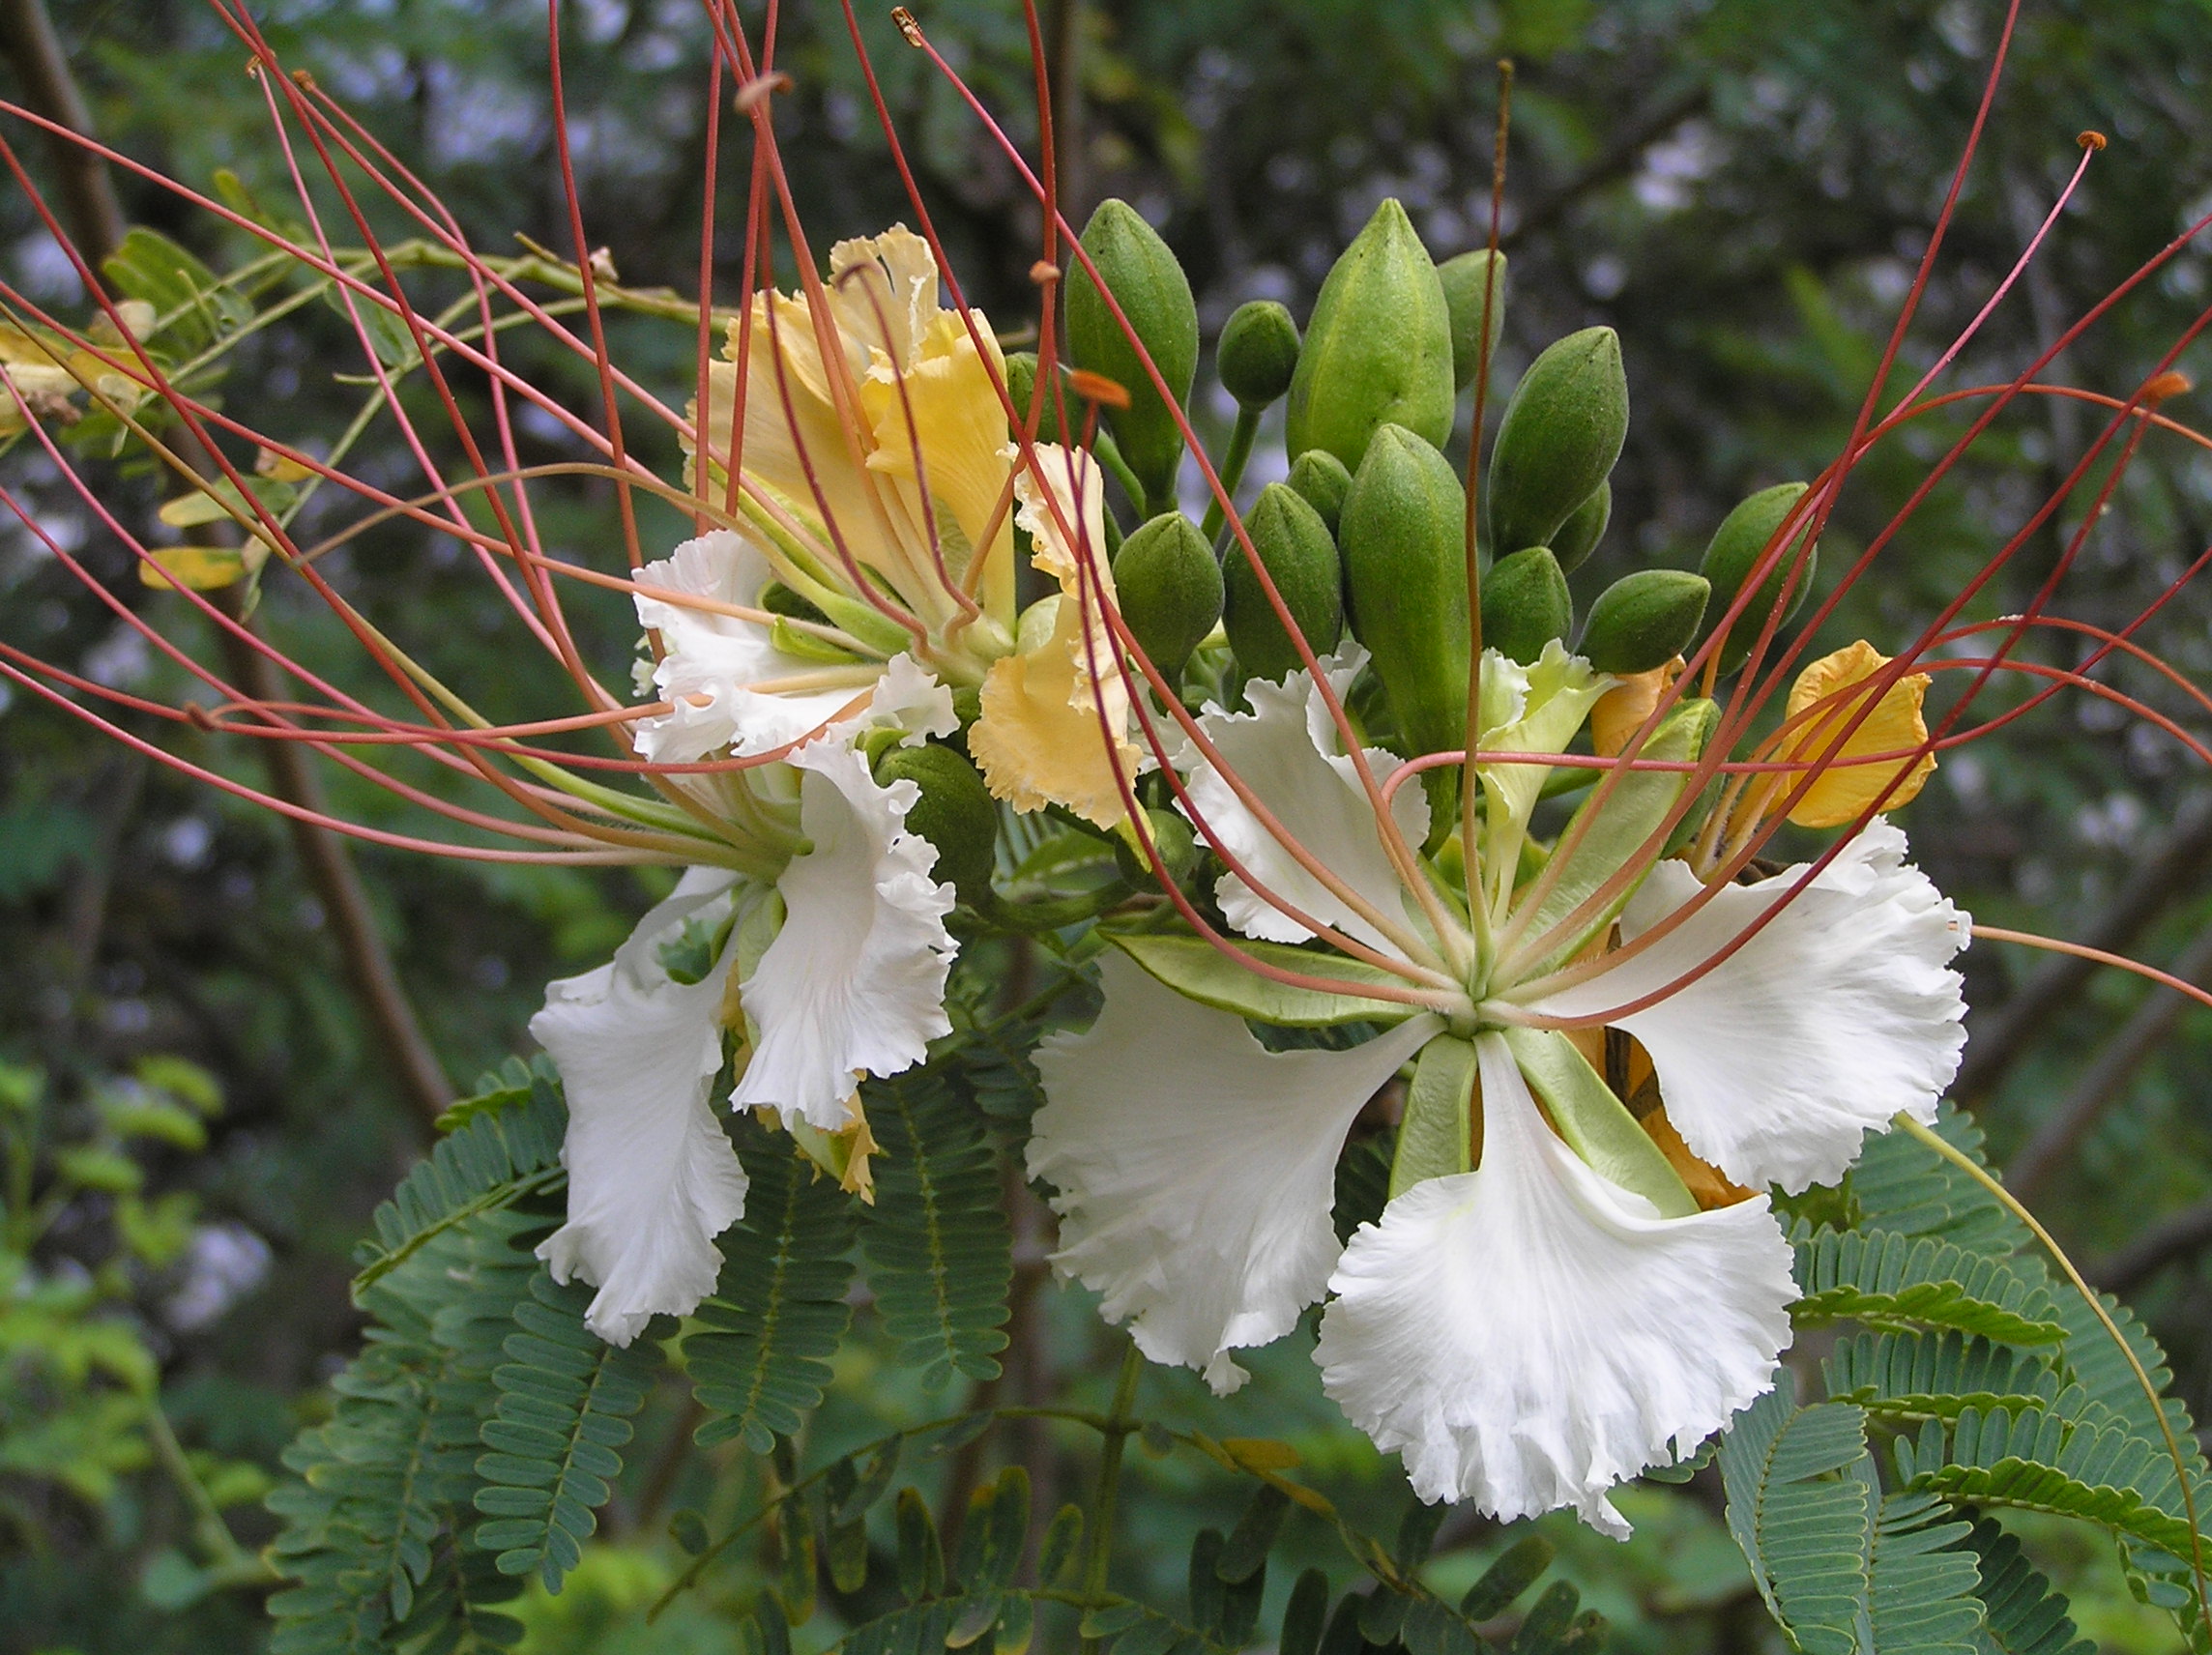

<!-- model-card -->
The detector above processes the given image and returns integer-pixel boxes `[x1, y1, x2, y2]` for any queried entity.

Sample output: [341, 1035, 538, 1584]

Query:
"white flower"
[631, 529, 888, 763]
[1316, 1035, 1796, 1537]
[730, 732, 959, 1131]
[531, 869, 749, 1345]
[1178, 647, 1429, 956]
[533, 670, 960, 1335]
[1029, 953, 1439, 1391]
[1514, 820, 1968, 1193]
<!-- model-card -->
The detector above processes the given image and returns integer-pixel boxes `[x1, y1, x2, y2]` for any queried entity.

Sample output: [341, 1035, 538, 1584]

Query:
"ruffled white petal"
[1317, 1034, 1794, 1535]
[1518, 821, 1968, 1193]
[1179, 648, 1428, 958]
[730, 740, 958, 1130]
[531, 870, 749, 1345]
[1029, 952, 1440, 1393]
[632, 530, 876, 762]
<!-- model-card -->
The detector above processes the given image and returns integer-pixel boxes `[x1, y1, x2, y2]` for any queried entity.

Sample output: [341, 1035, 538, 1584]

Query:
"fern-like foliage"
[859, 1068, 1011, 1388]
[472, 1267, 662, 1592]
[267, 1210, 538, 1655]
[1866, 1493, 1983, 1655]
[1842, 1103, 2028, 1256]
[685, 1121, 857, 1452]
[1823, 1330, 2072, 1423]
[354, 1059, 566, 1292]
[1791, 1227, 2065, 1346]
[1958, 1520, 2094, 1655]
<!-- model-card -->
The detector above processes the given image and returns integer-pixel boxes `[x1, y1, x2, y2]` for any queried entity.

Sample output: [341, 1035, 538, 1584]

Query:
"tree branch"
[2097, 1197, 2212, 1296]
[1955, 794, 2212, 1105]
[1, 0, 451, 1125]
[2006, 919, 2212, 1203]
[1501, 84, 1711, 249]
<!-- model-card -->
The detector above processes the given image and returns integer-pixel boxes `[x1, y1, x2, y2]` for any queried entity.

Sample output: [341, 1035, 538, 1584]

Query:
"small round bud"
[1112, 511, 1223, 681]
[1114, 806, 1200, 890]
[1698, 481, 1816, 677]
[1580, 569, 1710, 677]
[1480, 545, 1571, 666]
[1437, 248, 1508, 392]
[1065, 199, 1199, 514]
[1487, 326, 1630, 557]
[1286, 449, 1353, 536]
[872, 742, 998, 904]
[1285, 198, 1456, 472]
[1549, 479, 1612, 575]
[1339, 423, 1470, 756]
[1216, 300, 1301, 408]
[1225, 482, 1343, 682]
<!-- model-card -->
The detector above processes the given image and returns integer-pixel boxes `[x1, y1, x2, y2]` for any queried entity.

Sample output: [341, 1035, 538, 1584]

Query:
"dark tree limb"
[1956, 794, 2212, 1106]
[2, 0, 451, 1124]
[2006, 920, 2212, 1203]
[2098, 1197, 2212, 1295]
[1501, 84, 1712, 249]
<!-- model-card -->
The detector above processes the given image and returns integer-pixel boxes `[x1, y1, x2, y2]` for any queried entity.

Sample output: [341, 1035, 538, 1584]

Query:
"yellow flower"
[688, 225, 1019, 653]
[967, 445, 1141, 829]
[1776, 640, 1936, 828]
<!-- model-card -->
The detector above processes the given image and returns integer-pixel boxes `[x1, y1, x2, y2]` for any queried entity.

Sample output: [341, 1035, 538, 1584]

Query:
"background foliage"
[5, 0, 2212, 1650]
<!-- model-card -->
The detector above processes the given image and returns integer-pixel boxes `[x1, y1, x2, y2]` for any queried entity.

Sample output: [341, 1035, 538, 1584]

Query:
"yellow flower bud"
[1778, 640, 1936, 828]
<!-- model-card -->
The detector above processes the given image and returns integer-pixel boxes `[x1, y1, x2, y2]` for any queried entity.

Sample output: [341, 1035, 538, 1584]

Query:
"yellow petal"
[826, 225, 939, 369]
[1778, 639, 1935, 828]
[139, 537, 269, 592]
[1589, 657, 1683, 758]
[967, 446, 1140, 828]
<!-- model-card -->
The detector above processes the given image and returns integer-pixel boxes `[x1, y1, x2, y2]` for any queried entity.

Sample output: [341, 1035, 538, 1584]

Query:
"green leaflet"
[684, 1122, 857, 1453]
[1497, 1028, 1696, 1217]
[1719, 1382, 1986, 1655]
[267, 1210, 538, 1655]
[1790, 1226, 2067, 1345]
[1958, 1520, 2095, 1655]
[1107, 931, 1432, 1027]
[471, 1268, 661, 1594]
[1822, 1329, 2072, 1423]
[859, 1070, 1013, 1389]
[1506, 698, 1716, 978]
[353, 1060, 567, 1294]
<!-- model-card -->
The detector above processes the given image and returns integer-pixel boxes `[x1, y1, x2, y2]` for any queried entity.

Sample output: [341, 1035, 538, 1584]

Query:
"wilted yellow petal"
[140, 545, 247, 592]
[1777, 639, 1935, 828]
[255, 446, 314, 483]
[968, 446, 1139, 829]
[1589, 657, 1683, 758]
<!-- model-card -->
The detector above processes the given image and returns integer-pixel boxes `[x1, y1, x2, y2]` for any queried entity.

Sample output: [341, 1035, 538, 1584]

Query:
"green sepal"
[1105, 932, 1427, 1027]
[1497, 1027, 1696, 1217]
[1389, 1034, 1475, 1198]
[768, 616, 864, 664]
[1508, 697, 1715, 976]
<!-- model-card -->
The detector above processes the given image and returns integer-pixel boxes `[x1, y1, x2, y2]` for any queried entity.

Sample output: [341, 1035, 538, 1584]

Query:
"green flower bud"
[1437, 247, 1508, 392]
[872, 742, 998, 904]
[1549, 479, 1612, 574]
[1286, 449, 1353, 536]
[1064, 200, 1198, 513]
[1698, 481, 1817, 676]
[940, 684, 984, 761]
[1579, 568, 1709, 676]
[1480, 545, 1571, 666]
[1114, 806, 1200, 890]
[1112, 511, 1223, 680]
[1487, 326, 1629, 556]
[1216, 299, 1300, 408]
[1004, 349, 1064, 444]
[1225, 482, 1343, 682]
[1284, 199, 1456, 472]
[1339, 423, 1470, 756]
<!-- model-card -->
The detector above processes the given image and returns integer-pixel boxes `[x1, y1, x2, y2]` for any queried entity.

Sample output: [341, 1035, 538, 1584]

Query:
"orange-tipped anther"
[1067, 368, 1131, 410]
[734, 72, 792, 112]
[892, 8, 923, 46]
[291, 69, 317, 91]
[2078, 130, 2108, 151]
[1029, 259, 1062, 285]
[2143, 369, 2193, 406]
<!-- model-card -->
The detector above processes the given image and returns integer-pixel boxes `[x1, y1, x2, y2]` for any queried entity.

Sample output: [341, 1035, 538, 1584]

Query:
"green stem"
[143, 1397, 271, 1583]
[1199, 404, 1262, 542]
[1077, 1341, 1145, 1654]
[1894, 1113, 2210, 1628]
[1091, 429, 1147, 521]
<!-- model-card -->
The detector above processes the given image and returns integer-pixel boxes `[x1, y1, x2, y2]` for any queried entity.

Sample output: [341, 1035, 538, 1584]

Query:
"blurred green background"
[4, 0, 2212, 1649]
